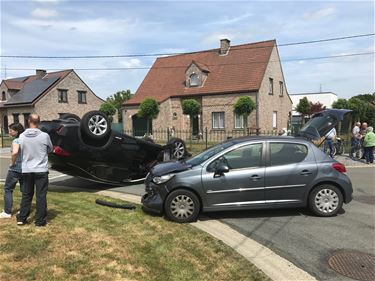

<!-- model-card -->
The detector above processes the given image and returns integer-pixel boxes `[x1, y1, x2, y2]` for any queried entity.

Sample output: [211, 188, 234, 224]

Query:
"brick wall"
[35, 71, 103, 120]
[258, 46, 292, 131]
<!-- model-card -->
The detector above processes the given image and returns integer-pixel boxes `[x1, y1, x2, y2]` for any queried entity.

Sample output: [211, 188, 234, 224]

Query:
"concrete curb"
[96, 190, 317, 281]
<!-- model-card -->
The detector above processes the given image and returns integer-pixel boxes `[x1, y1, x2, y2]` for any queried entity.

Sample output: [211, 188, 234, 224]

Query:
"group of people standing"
[0, 114, 53, 226]
[351, 122, 375, 164]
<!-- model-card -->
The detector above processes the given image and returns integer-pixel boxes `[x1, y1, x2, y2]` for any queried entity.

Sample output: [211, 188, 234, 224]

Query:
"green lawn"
[0, 188, 269, 281]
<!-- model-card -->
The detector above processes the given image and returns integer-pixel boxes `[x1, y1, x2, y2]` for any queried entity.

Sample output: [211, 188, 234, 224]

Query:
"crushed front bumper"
[141, 193, 163, 215]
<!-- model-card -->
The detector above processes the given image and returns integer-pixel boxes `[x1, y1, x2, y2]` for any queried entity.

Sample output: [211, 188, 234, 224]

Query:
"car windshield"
[186, 141, 235, 166]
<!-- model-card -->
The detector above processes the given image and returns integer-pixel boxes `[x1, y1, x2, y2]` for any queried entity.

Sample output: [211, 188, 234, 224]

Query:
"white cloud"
[31, 8, 58, 18]
[32, 0, 61, 3]
[303, 7, 336, 20]
[213, 12, 253, 25]
[118, 58, 142, 68]
[201, 32, 237, 45]
[11, 17, 136, 34]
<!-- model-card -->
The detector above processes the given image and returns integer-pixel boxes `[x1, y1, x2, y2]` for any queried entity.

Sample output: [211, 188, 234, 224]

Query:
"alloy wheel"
[172, 141, 185, 159]
[88, 115, 108, 136]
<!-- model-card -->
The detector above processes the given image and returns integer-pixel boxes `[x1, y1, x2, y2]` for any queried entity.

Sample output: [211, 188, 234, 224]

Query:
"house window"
[13, 113, 19, 124]
[1, 91, 5, 101]
[272, 111, 277, 128]
[58, 89, 68, 103]
[78, 91, 87, 104]
[212, 112, 225, 129]
[234, 113, 244, 129]
[189, 73, 200, 87]
[279, 81, 284, 97]
[23, 113, 30, 128]
[269, 78, 274, 95]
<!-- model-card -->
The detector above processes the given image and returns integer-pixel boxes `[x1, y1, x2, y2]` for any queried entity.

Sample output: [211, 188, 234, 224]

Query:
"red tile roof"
[125, 40, 276, 105]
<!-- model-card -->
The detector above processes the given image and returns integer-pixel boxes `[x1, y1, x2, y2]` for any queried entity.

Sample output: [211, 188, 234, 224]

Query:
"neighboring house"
[0, 69, 104, 133]
[290, 92, 338, 125]
[124, 39, 292, 136]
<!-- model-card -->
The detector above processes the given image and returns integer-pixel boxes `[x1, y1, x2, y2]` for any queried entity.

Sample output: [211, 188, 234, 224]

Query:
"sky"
[0, 0, 374, 100]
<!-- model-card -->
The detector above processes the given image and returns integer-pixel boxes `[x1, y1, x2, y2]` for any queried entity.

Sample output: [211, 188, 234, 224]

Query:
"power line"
[5, 51, 375, 71]
[1, 33, 374, 59]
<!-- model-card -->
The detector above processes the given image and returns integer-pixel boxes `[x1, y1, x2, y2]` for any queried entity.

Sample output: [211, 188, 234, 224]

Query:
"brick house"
[124, 39, 292, 136]
[0, 69, 104, 133]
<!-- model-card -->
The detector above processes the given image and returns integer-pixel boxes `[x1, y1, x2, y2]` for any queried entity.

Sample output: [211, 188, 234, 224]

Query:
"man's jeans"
[17, 172, 49, 225]
[351, 138, 361, 157]
[3, 170, 23, 215]
[324, 139, 334, 158]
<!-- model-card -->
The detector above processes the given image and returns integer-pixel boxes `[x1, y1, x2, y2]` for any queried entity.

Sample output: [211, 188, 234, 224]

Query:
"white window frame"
[234, 113, 244, 129]
[272, 111, 277, 128]
[212, 112, 225, 129]
[189, 73, 200, 87]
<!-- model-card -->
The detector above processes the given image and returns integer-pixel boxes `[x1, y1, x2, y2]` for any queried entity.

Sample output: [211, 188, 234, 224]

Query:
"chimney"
[219, 39, 230, 55]
[36, 69, 47, 78]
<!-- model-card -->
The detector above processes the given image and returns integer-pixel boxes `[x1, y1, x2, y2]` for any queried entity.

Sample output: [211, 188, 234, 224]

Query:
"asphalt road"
[0, 153, 374, 281]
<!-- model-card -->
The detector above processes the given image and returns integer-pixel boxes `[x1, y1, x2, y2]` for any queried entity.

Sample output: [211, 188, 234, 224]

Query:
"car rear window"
[270, 143, 308, 166]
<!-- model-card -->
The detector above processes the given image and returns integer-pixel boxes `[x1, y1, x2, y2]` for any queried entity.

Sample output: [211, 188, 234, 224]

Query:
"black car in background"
[40, 111, 187, 184]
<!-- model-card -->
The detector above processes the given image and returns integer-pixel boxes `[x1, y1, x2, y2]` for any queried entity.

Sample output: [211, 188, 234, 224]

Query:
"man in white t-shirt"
[351, 122, 361, 158]
[324, 127, 337, 158]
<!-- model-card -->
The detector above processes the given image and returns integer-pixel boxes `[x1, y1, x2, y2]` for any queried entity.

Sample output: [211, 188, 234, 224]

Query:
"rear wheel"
[81, 111, 111, 140]
[168, 138, 186, 159]
[309, 184, 343, 217]
[164, 189, 200, 223]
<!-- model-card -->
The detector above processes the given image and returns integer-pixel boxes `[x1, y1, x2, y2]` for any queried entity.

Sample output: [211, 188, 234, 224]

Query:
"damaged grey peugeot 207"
[142, 109, 353, 223]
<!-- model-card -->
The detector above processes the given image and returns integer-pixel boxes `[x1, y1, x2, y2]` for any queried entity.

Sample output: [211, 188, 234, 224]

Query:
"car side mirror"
[214, 164, 229, 177]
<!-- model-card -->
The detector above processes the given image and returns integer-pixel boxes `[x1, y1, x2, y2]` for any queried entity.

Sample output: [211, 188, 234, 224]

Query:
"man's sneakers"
[0, 211, 12, 219]
[17, 221, 26, 225]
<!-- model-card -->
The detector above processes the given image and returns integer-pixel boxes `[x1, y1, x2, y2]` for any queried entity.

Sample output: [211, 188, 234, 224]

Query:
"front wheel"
[308, 184, 343, 217]
[164, 189, 200, 223]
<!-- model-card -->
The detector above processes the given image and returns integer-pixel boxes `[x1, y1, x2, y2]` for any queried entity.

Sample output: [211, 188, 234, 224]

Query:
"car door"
[264, 141, 317, 204]
[201, 142, 265, 208]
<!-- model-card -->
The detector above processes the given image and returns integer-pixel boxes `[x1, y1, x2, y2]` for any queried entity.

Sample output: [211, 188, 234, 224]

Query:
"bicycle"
[322, 137, 344, 157]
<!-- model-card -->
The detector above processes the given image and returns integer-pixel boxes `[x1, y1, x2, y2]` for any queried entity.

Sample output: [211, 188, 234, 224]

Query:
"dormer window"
[190, 73, 200, 87]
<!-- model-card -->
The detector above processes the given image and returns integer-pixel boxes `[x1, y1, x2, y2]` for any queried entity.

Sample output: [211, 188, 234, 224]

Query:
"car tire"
[164, 189, 200, 223]
[168, 138, 186, 159]
[59, 113, 81, 122]
[81, 111, 111, 140]
[309, 184, 343, 217]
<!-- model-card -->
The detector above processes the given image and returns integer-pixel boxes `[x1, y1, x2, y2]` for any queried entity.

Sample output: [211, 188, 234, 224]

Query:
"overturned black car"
[40, 111, 188, 184]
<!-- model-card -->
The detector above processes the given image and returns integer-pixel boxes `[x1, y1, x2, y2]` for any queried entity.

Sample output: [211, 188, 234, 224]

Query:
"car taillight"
[53, 146, 71, 157]
[332, 163, 346, 173]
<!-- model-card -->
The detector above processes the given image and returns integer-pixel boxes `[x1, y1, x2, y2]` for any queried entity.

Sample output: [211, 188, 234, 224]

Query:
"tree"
[308, 101, 326, 116]
[99, 102, 116, 122]
[233, 96, 256, 131]
[138, 98, 159, 135]
[106, 90, 132, 122]
[332, 98, 350, 109]
[182, 99, 201, 138]
[295, 97, 311, 124]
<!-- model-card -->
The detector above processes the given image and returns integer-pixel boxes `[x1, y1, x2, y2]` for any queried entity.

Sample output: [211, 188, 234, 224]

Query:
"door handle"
[300, 170, 312, 176]
[250, 175, 261, 181]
